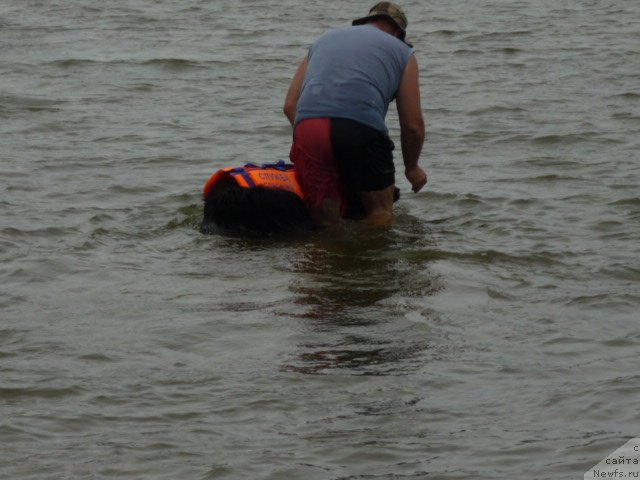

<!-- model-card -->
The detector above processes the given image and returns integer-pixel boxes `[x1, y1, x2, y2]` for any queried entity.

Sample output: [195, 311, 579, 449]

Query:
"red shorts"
[290, 118, 396, 217]
[289, 118, 342, 209]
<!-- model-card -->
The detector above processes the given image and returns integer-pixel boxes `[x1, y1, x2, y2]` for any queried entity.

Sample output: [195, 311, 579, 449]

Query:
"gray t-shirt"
[295, 24, 413, 133]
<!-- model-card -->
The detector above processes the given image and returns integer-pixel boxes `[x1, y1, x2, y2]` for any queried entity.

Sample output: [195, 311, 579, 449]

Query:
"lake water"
[1, 1, 639, 479]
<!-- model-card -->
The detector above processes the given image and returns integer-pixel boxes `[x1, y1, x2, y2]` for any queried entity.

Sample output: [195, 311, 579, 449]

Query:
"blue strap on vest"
[243, 160, 290, 171]
[231, 167, 256, 188]
[260, 160, 289, 171]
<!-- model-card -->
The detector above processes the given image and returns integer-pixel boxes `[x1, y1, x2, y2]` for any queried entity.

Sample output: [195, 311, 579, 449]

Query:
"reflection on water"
[283, 217, 445, 375]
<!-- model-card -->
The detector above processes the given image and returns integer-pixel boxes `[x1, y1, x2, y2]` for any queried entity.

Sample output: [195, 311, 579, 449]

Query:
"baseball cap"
[352, 2, 411, 46]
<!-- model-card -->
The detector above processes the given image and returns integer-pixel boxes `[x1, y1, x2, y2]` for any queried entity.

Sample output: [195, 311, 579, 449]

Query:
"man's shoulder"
[312, 25, 358, 50]
[317, 25, 357, 40]
[324, 24, 411, 49]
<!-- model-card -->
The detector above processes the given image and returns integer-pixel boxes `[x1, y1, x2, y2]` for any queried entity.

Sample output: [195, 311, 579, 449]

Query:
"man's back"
[295, 24, 413, 133]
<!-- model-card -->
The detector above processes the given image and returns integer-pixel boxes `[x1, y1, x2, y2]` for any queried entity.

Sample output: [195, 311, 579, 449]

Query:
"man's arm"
[283, 57, 309, 126]
[396, 54, 427, 192]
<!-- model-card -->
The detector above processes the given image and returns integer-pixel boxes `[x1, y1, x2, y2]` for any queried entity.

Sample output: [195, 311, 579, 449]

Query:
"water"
[1, 1, 639, 478]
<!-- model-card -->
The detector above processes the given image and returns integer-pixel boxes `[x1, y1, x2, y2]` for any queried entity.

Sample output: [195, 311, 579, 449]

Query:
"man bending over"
[284, 2, 427, 226]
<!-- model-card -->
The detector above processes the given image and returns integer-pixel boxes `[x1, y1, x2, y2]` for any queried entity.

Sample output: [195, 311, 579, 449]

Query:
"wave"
[532, 133, 626, 145]
[609, 92, 640, 100]
[407, 248, 565, 268]
[501, 47, 523, 54]
[140, 58, 206, 70]
[461, 30, 534, 42]
[0, 94, 63, 111]
[608, 197, 640, 207]
[429, 29, 458, 36]
[0, 385, 85, 400]
[48, 57, 211, 70]
[490, 132, 626, 146]
[468, 105, 527, 115]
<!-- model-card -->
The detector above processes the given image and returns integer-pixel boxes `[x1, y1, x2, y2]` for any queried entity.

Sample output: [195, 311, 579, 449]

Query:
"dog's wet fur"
[200, 176, 315, 235]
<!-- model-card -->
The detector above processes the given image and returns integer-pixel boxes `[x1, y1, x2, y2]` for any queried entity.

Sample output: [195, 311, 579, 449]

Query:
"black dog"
[201, 174, 315, 235]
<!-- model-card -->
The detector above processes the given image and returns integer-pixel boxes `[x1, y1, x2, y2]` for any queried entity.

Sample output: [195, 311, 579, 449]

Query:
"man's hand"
[405, 165, 427, 192]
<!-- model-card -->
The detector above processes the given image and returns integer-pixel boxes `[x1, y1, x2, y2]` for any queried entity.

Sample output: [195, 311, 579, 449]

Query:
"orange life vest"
[203, 161, 303, 199]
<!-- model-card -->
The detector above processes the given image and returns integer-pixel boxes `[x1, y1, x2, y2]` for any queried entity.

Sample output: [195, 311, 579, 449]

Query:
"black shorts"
[330, 118, 396, 192]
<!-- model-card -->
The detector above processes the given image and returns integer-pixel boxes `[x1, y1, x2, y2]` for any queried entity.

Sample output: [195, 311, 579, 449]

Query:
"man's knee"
[309, 198, 341, 226]
[359, 185, 396, 225]
[360, 185, 395, 212]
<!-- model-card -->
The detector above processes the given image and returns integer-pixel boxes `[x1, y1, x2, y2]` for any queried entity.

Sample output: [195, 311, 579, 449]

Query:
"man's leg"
[360, 185, 396, 225]
[290, 119, 342, 226]
[312, 198, 341, 226]
[331, 118, 397, 225]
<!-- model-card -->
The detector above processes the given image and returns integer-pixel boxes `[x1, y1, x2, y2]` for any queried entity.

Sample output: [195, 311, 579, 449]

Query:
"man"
[284, 2, 427, 226]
